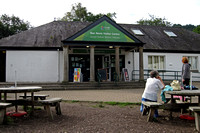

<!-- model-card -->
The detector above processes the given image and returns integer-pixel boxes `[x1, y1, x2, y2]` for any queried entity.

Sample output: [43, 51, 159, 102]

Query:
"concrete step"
[0, 81, 145, 90]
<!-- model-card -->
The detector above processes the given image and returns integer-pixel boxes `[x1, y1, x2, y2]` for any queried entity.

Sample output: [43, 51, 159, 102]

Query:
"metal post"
[15, 70, 17, 87]
[190, 72, 193, 90]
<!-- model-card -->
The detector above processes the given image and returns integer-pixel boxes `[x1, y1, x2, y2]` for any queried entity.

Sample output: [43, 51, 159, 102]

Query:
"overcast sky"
[0, 0, 200, 27]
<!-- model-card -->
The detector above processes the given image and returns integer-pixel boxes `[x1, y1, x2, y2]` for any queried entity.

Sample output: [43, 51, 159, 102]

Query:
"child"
[140, 70, 165, 117]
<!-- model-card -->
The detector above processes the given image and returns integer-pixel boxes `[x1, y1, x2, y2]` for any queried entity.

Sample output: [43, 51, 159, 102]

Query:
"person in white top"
[140, 70, 165, 117]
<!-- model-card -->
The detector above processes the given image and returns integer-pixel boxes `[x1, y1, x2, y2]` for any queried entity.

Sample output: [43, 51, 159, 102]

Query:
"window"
[148, 56, 165, 70]
[184, 56, 198, 71]
[164, 30, 177, 37]
[131, 29, 144, 36]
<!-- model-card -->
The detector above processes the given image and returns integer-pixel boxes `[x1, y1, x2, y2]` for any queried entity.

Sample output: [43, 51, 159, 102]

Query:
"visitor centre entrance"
[69, 53, 125, 82]
[62, 15, 144, 83]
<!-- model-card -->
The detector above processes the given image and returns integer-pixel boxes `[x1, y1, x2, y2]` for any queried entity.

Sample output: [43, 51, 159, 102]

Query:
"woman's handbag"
[170, 80, 181, 91]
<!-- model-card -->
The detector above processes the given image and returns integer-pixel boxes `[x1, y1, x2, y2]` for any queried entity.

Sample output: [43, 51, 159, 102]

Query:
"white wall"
[6, 50, 200, 82]
[134, 52, 200, 81]
[6, 50, 63, 82]
[125, 51, 134, 81]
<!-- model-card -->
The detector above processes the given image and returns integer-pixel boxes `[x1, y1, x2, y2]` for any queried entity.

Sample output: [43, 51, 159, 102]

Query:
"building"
[0, 15, 200, 83]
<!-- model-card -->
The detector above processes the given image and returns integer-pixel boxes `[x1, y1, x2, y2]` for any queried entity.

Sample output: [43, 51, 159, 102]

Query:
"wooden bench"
[38, 98, 62, 119]
[20, 94, 49, 100]
[0, 103, 13, 124]
[142, 101, 163, 122]
[189, 106, 200, 131]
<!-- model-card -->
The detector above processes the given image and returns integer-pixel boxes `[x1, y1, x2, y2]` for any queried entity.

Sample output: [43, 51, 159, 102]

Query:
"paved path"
[7, 82, 200, 103]
[37, 89, 144, 103]
[36, 82, 200, 103]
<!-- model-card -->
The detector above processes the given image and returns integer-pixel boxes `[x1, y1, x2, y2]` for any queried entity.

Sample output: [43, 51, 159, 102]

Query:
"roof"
[0, 20, 200, 52]
[0, 21, 90, 48]
[121, 24, 200, 52]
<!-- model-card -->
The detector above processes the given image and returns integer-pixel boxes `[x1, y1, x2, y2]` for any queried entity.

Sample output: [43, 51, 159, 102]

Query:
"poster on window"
[74, 68, 81, 82]
[122, 68, 129, 82]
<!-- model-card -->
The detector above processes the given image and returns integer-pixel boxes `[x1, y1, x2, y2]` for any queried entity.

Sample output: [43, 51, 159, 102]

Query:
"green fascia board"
[63, 15, 143, 45]
[74, 20, 134, 43]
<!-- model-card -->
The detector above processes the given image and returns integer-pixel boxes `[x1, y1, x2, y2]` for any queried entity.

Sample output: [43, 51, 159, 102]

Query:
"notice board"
[122, 68, 129, 82]
[74, 68, 81, 82]
[98, 68, 107, 81]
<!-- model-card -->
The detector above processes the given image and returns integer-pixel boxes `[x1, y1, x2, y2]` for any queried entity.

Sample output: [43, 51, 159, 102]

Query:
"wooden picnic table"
[165, 90, 200, 103]
[0, 86, 42, 114]
[165, 90, 200, 118]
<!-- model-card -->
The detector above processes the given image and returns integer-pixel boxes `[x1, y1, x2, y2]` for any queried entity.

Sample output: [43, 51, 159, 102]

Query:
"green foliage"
[61, 3, 116, 22]
[193, 25, 200, 34]
[137, 14, 172, 27]
[104, 101, 140, 107]
[137, 14, 200, 33]
[0, 14, 32, 39]
[71, 100, 80, 103]
[173, 24, 196, 31]
[182, 24, 196, 31]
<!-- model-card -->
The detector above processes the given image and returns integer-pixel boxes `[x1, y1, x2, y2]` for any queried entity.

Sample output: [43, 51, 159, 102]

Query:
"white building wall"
[5, 50, 200, 82]
[6, 50, 63, 82]
[134, 52, 200, 81]
[125, 51, 134, 81]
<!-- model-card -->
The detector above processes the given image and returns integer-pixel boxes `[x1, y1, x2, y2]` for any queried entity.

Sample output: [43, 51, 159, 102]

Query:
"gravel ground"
[0, 102, 198, 133]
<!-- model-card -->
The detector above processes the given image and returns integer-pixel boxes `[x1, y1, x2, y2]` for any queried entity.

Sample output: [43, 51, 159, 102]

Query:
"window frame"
[148, 55, 165, 70]
[131, 29, 144, 36]
[184, 56, 198, 72]
[164, 30, 177, 37]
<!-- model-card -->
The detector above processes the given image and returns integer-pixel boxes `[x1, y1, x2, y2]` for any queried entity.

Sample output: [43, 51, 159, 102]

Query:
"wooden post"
[139, 46, 144, 81]
[115, 46, 120, 80]
[63, 46, 69, 82]
[90, 46, 95, 82]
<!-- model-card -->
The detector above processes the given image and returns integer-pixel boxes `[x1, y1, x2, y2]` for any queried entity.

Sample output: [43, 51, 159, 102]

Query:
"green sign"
[74, 21, 135, 43]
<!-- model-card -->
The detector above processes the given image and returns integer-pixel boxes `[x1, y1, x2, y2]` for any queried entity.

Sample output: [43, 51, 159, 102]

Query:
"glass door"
[103, 55, 111, 81]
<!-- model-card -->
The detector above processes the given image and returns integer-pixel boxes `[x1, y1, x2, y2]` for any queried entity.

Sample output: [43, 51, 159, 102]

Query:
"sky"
[0, 0, 200, 27]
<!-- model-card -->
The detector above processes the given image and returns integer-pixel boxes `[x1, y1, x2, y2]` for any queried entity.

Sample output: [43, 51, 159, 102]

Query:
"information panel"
[122, 68, 129, 82]
[74, 68, 81, 82]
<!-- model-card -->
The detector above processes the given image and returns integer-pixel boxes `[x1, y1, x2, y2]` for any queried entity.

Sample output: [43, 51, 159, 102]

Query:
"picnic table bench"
[20, 94, 49, 100]
[4, 97, 63, 120]
[189, 106, 200, 131]
[0, 102, 13, 124]
[14, 96, 62, 120]
[37, 98, 62, 120]
[142, 101, 163, 122]
[142, 101, 197, 122]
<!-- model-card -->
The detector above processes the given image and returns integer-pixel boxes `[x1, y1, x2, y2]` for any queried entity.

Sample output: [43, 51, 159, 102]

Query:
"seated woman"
[140, 70, 165, 117]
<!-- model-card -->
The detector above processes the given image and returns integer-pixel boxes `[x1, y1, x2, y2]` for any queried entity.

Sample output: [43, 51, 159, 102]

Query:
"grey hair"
[150, 70, 159, 78]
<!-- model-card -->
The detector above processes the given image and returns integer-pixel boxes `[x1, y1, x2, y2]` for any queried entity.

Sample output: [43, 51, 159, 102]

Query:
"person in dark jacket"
[182, 57, 191, 86]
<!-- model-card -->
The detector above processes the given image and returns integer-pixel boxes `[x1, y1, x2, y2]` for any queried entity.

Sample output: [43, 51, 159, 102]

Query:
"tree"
[0, 14, 31, 39]
[193, 25, 200, 34]
[182, 24, 196, 31]
[172, 24, 182, 28]
[173, 24, 197, 31]
[137, 14, 172, 27]
[61, 3, 116, 22]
